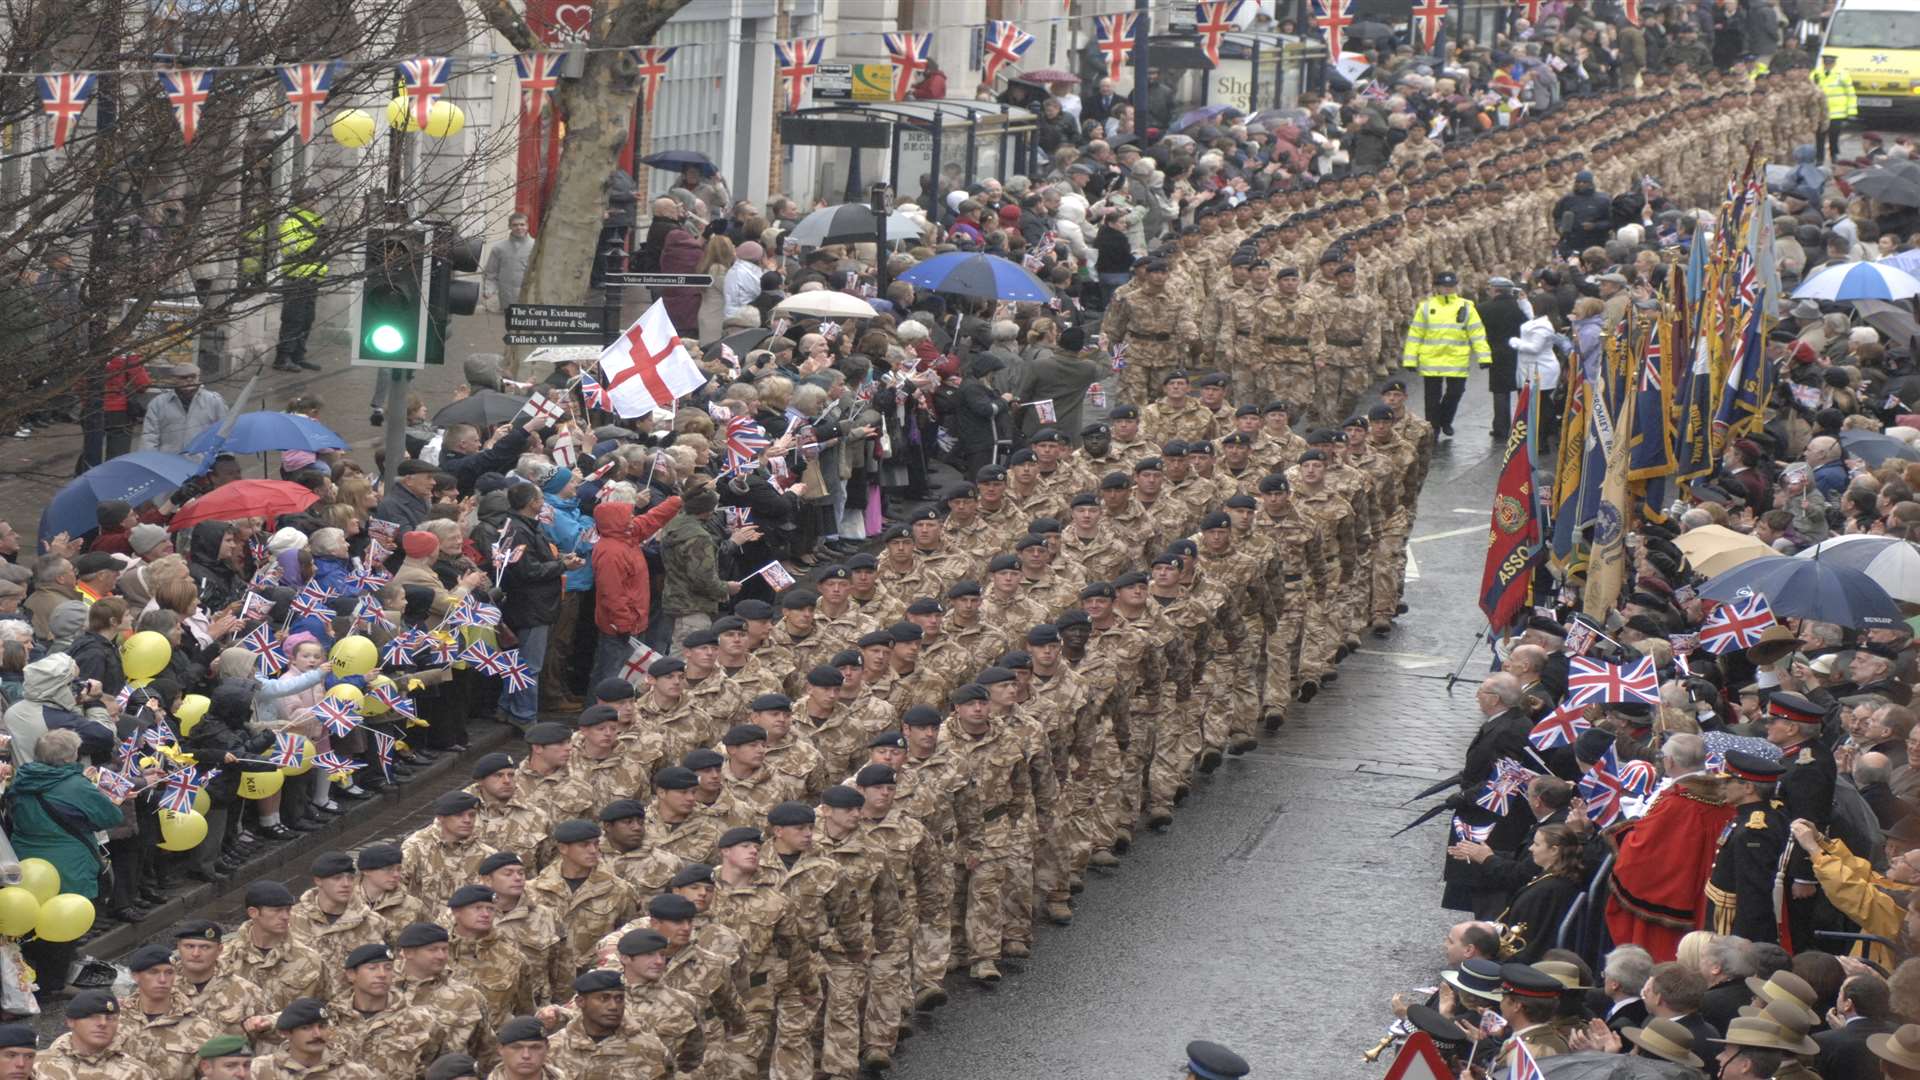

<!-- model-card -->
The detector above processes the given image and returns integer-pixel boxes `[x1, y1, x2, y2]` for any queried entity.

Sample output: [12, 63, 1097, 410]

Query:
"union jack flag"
[1528, 699, 1592, 750]
[314, 751, 362, 775]
[1092, 13, 1140, 82]
[417, 633, 460, 665]
[114, 735, 141, 766]
[370, 730, 396, 780]
[491, 534, 524, 586]
[881, 32, 933, 101]
[395, 56, 454, 130]
[35, 73, 98, 150]
[142, 716, 176, 749]
[446, 596, 502, 629]
[982, 20, 1036, 84]
[94, 766, 136, 800]
[723, 416, 771, 476]
[630, 46, 677, 115]
[114, 684, 136, 711]
[1619, 758, 1657, 799]
[774, 38, 824, 112]
[248, 535, 270, 568]
[156, 767, 209, 813]
[249, 559, 284, 589]
[1451, 815, 1494, 844]
[346, 559, 392, 595]
[287, 581, 333, 622]
[513, 51, 564, 118]
[461, 641, 507, 675]
[1639, 334, 1663, 394]
[580, 370, 611, 411]
[1577, 745, 1632, 827]
[311, 697, 361, 738]
[1564, 618, 1599, 657]
[1510, 1036, 1546, 1080]
[239, 591, 274, 622]
[352, 595, 394, 633]
[1193, 1, 1244, 66]
[276, 62, 336, 144]
[382, 628, 426, 666]
[157, 68, 217, 145]
[496, 648, 535, 693]
[1700, 594, 1775, 654]
[370, 682, 417, 722]
[1474, 758, 1533, 816]
[269, 732, 306, 768]
[723, 507, 753, 530]
[1565, 655, 1661, 707]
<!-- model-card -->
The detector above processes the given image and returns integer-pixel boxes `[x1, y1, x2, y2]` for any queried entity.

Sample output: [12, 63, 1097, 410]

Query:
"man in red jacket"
[589, 493, 683, 688]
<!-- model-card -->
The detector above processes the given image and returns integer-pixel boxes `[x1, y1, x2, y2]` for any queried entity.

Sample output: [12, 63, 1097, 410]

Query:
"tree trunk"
[479, 0, 696, 331]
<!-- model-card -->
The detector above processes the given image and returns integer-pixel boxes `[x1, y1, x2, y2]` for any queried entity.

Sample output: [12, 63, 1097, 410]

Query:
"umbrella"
[1846, 166, 1920, 207]
[640, 149, 715, 174]
[1797, 534, 1920, 603]
[897, 252, 1053, 302]
[1698, 554, 1903, 629]
[183, 411, 348, 457]
[523, 345, 603, 366]
[169, 480, 319, 532]
[1855, 298, 1920, 356]
[1839, 428, 1920, 466]
[1020, 68, 1079, 84]
[703, 328, 772, 356]
[770, 291, 879, 320]
[432, 391, 540, 429]
[1536, 1051, 1707, 1078]
[38, 452, 205, 545]
[786, 204, 926, 248]
[1172, 104, 1242, 132]
[1672, 523, 1777, 578]
[1792, 260, 1920, 302]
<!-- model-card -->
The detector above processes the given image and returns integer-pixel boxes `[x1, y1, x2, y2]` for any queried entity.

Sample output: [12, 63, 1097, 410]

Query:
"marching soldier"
[1101, 259, 1198, 403]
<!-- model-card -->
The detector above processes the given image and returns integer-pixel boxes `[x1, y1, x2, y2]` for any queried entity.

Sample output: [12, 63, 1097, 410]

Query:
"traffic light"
[425, 229, 482, 366]
[352, 226, 428, 367]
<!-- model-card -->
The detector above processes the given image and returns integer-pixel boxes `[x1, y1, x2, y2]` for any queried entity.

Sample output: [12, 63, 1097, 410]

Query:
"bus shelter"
[779, 99, 1038, 204]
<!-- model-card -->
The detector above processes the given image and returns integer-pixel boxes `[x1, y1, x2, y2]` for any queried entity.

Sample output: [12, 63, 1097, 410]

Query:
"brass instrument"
[1362, 1034, 1399, 1062]
[1496, 919, 1529, 960]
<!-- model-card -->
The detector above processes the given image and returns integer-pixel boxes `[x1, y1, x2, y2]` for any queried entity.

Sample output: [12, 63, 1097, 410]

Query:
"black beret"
[648, 656, 686, 678]
[1100, 472, 1131, 490]
[497, 1016, 547, 1045]
[653, 766, 699, 791]
[395, 921, 450, 948]
[1368, 404, 1396, 422]
[127, 943, 175, 971]
[767, 801, 816, 827]
[651, 892, 703, 923]
[909, 506, 941, 524]
[573, 969, 622, 995]
[1031, 427, 1064, 443]
[357, 844, 403, 871]
[712, 615, 748, 633]
[600, 799, 647, 823]
[477, 851, 523, 876]
[718, 826, 763, 849]
[66, 989, 119, 1019]
[276, 997, 327, 1031]
[1069, 493, 1099, 509]
[1201, 511, 1232, 530]
[1113, 570, 1150, 588]
[857, 630, 894, 649]
[577, 704, 621, 728]
[1220, 432, 1252, 447]
[1008, 448, 1037, 466]
[1083, 422, 1111, 437]
[949, 683, 989, 705]
[856, 764, 899, 788]
[619, 929, 671, 956]
[471, 752, 515, 779]
[943, 484, 979, 504]
[1152, 552, 1185, 567]
[1226, 494, 1256, 510]
[906, 597, 944, 615]
[310, 852, 356, 879]
[779, 589, 819, 610]
[1108, 404, 1140, 420]
[449, 884, 496, 909]
[946, 579, 983, 599]
[1056, 609, 1092, 628]
[903, 704, 943, 727]
[424, 1055, 480, 1080]
[173, 918, 223, 941]
[830, 649, 862, 668]
[869, 730, 906, 749]
[525, 721, 572, 746]
[345, 943, 392, 969]
[976, 666, 1016, 685]
[749, 693, 792, 712]
[889, 623, 924, 643]
[1028, 624, 1062, 645]
[1029, 516, 1062, 534]
[734, 599, 776, 620]
[668, 863, 713, 889]
[1188, 441, 1215, 456]
[431, 790, 481, 816]
[845, 554, 880, 571]
[1000, 650, 1032, 670]
[822, 785, 865, 809]
[987, 553, 1021, 573]
[1162, 440, 1188, 457]
[1134, 457, 1163, 473]
[1298, 449, 1326, 463]
[724, 724, 771, 748]
[682, 628, 720, 648]
[552, 819, 602, 844]
[0, 1025, 33, 1051]
[1013, 534, 1047, 551]
[593, 678, 636, 702]
[805, 666, 844, 688]
[245, 881, 296, 908]
[813, 564, 850, 583]
[683, 748, 725, 771]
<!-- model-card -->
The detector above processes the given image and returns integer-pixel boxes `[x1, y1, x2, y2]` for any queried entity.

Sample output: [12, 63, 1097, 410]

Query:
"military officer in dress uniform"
[1705, 750, 1792, 943]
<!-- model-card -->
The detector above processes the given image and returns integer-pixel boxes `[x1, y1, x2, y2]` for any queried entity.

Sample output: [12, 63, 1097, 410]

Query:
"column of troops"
[1102, 67, 1824, 426]
[21, 388, 1431, 1080]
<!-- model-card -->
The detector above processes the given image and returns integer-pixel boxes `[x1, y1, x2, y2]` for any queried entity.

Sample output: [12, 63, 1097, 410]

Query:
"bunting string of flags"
[881, 31, 934, 101]
[1092, 13, 1140, 82]
[276, 62, 336, 144]
[981, 20, 1035, 84]
[630, 46, 678, 115]
[514, 51, 564, 118]
[395, 56, 454, 128]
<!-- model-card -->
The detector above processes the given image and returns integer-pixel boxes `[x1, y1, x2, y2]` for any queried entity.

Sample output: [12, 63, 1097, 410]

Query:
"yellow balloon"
[331, 636, 378, 679]
[15, 859, 58, 903]
[0, 887, 38, 937]
[127, 676, 151, 689]
[193, 788, 210, 816]
[331, 109, 376, 148]
[423, 100, 465, 138]
[326, 683, 364, 708]
[236, 770, 284, 800]
[34, 894, 94, 943]
[158, 809, 209, 852]
[280, 735, 314, 776]
[387, 96, 419, 132]
[175, 694, 210, 737]
[121, 631, 172, 681]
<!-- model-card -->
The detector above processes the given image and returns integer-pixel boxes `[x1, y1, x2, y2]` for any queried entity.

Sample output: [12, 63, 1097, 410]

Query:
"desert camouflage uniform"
[894, 743, 975, 999]
[795, 707, 869, 787]
[246, 1048, 377, 1080]
[1140, 397, 1220, 445]
[646, 804, 726, 868]
[494, 894, 572, 1005]
[288, 890, 389, 986]
[469, 789, 554, 869]
[514, 764, 597, 823]
[449, 928, 534, 1024]
[392, 963, 491, 1068]
[217, 927, 328, 1009]
[524, 863, 638, 969]
[760, 840, 845, 1080]
[571, 749, 651, 812]
[763, 730, 828, 801]
[400, 829, 499, 909]
[604, 841, 684, 906]
[683, 671, 748, 746]
[706, 870, 793, 1080]
[812, 824, 902, 1080]
[1058, 527, 1134, 585]
[179, 970, 273, 1035]
[856, 807, 935, 1058]
[324, 994, 442, 1077]
[634, 694, 704, 778]
[1101, 281, 1197, 402]
[546, 1013, 670, 1080]
[626, 977, 707, 1075]
[944, 715, 1029, 968]
[1321, 284, 1385, 420]
[117, 990, 222, 1080]
[1284, 481, 1357, 685]
[1251, 290, 1325, 419]
[718, 655, 787, 702]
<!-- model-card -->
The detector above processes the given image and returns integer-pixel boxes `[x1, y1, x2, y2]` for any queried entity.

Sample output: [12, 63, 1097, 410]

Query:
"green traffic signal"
[368, 323, 408, 354]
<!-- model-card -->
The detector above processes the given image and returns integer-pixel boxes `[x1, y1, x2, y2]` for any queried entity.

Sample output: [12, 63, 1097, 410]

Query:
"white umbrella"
[771, 291, 879, 320]
[1796, 534, 1920, 603]
[1792, 260, 1920, 302]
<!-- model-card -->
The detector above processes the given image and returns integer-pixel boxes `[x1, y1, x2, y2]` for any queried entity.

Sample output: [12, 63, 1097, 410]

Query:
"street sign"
[779, 117, 892, 149]
[604, 273, 713, 288]
[504, 304, 603, 347]
[505, 332, 599, 346]
[811, 62, 895, 102]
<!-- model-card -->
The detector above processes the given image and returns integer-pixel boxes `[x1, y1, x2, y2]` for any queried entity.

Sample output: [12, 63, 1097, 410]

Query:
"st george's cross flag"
[597, 300, 705, 418]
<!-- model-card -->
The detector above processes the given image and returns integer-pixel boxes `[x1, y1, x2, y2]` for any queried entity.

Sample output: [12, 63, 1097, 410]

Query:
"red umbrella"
[169, 480, 319, 531]
[1020, 68, 1079, 84]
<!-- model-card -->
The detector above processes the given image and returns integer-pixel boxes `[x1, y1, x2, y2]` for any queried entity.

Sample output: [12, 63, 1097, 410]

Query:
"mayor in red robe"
[1604, 773, 1737, 961]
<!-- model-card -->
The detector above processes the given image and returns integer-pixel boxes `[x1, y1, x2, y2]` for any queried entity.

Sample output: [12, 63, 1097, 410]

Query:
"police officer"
[1401, 271, 1490, 439]
[273, 187, 328, 372]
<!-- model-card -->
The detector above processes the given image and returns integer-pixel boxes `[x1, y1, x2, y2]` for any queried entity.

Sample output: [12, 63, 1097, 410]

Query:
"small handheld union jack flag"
[382, 629, 424, 667]
[311, 697, 361, 739]
[314, 751, 362, 775]
[142, 716, 177, 749]
[1577, 745, 1631, 827]
[371, 730, 397, 781]
[353, 595, 394, 633]
[1528, 699, 1592, 750]
[269, 732, 306, 768]
[371, 682, 418, 722]
[1474, 758, 1533, 816]
[1450, 815, 1494, 844]
[1510, 1035, 1546, 1080]
[579, 370, 612, 411]
[1565, 655, 1661, 707]
[250, 559, 283, 589]
[497, 649, 535, 693]
[491, 535, 524, 587]
[461, 641, 505, 674]
[156, 767, 207, 813]
[94, 766, 136, 800]
[346, 559, 393, 595]
[1700, 594, 1775, 655]
[287, 582, 333, 623]
[114, 735, 141, 766]
[723, 416, 772, 477]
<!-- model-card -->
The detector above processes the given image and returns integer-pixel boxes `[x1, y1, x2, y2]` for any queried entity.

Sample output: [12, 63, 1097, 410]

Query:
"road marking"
[1404, 550, 1419, 582]
[1410, 524, 1485, 544]
[1452, 507, 1483, 514]
[1358, 649, 1451, 668]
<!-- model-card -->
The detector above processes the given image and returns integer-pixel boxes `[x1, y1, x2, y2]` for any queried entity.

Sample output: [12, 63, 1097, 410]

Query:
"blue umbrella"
[1172, 103, 1242, 132]
[184, 411, 348, 457]
[1697, 554, 1903, 629]
[898, 252, 1053, 302]
[1838, 429, 1920, 467]
[39, 452, 204, 545]
[640, 149, 715, 175]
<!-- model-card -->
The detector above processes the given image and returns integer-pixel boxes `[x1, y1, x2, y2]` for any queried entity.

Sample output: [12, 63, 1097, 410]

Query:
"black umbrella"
[703, 327, 773, 356]
[432, 391, 537, 429]
[640, 149, 716, 175]
[1848, 166, 1920, 208]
